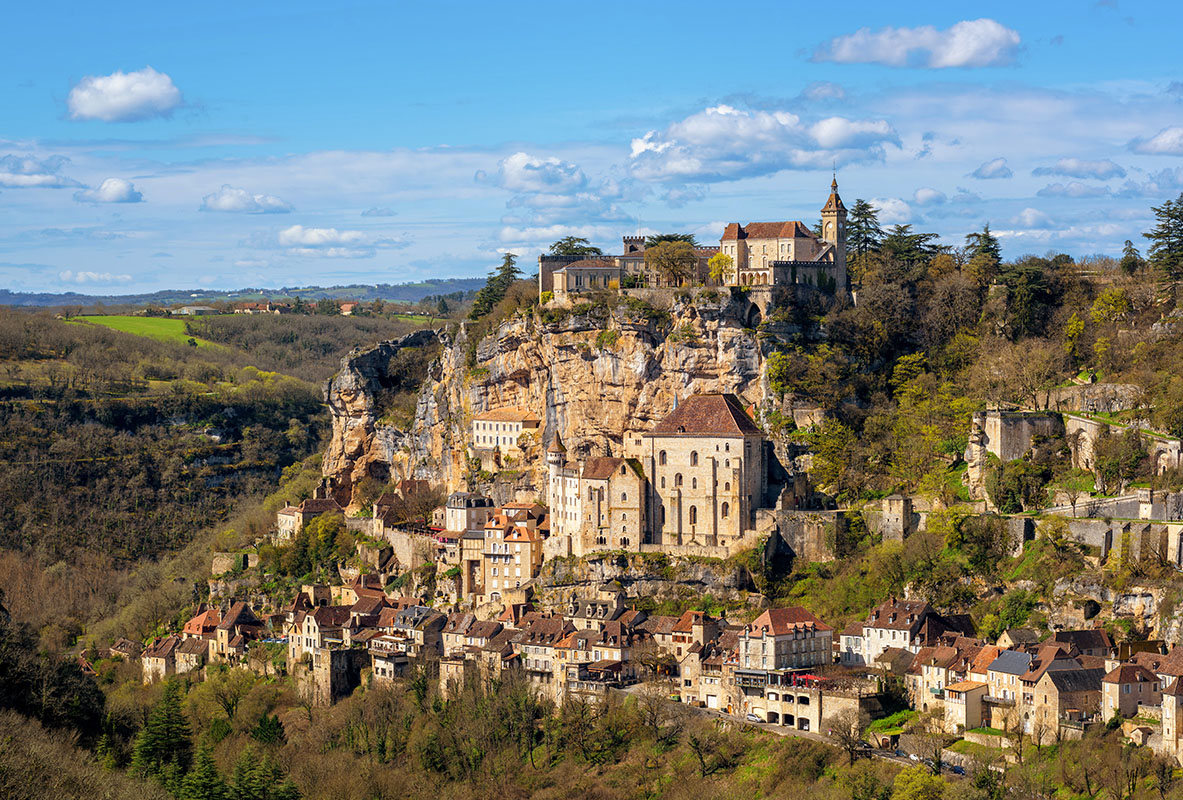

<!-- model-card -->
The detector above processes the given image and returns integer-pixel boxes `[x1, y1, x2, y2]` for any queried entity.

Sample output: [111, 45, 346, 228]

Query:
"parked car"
[745, 713, 764, 723]
[950, 765, 965, 775]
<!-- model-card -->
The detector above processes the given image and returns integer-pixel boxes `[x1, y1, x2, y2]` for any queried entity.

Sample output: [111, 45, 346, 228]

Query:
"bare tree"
[826, 706, 870, 765]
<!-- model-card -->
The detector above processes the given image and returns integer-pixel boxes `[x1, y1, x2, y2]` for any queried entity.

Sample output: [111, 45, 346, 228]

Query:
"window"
[621, 492, 627, 501]
[659, 451, 667, 466]
[660, 477, 665, 488]
[690, 451, 699, 466]
[721, 502, 730, 518]
[692, 477, 697, 489]
[724, 482, 731, 491]
[689, 506, 697, 525]
[675, 473, 683, 487]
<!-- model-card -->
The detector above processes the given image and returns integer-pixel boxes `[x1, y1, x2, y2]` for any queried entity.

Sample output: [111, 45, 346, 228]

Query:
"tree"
[1091, 287, 1132, 326]
[644, 233, 697, 247]
[890, 765, 946, 800]
[826, 707, 870, 765]
[1121, 239, 1145, 276]
[548, 236, 603, 257]
[847, 199, 884, 266]
[644, 240, 698, 286]
[469, 253, 521, 319]
[131, 678, 193, 785]
[708, 252, 735, 285]
[1145, 193, 1183, 298]
[179, 745, 228, 800]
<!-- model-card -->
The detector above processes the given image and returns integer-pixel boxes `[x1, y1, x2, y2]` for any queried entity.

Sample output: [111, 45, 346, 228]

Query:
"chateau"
[538, 178, 848, 302]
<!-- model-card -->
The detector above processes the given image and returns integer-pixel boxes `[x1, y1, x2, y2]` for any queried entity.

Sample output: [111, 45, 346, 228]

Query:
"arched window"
[621, 492, 627, 501]
[690, 451, 699, 466]
[689, 506, 698, 525]
[659, 451, 667, 466]
[692, 477, 697, 489]
[721, 502, 730, 518]
[724, 482, 731, 491]
[675, 473, 683, 487]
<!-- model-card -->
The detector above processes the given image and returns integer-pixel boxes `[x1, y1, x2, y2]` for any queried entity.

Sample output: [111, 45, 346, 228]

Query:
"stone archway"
[746, 304, 762, 328]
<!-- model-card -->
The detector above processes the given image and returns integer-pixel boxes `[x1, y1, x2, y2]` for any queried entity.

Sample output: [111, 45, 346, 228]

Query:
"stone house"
[545, 442, 647, 557]
[1102, 664, 1162, 720]
[1031, 667, 1105, 741]
[441, 612, 476, 656]
[175, 637, 208, 675]
[210, 602, 263, 664]
[481, 503, 548, 601]
[1157, 678, 1183, 763]
[108, 637, 143, 660]
[514, 615, 575, 690]
[288, 605, 351, 665]
[142, 635, 179, 683]
[388, 606, 446, 658]
[182, 607, 220, 640]
[1049, 629, 1114, 658]
[275, 486, 343, 541]
[860, 597, 936, 664]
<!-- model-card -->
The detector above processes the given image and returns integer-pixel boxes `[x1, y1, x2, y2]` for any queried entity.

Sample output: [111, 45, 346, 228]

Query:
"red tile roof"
[746, 607, 832, 637]
[1104, 664, 1160, 684]
[720, 221, 816, 241]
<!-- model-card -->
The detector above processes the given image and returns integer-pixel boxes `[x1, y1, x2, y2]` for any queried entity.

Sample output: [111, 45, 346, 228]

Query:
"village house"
[482, 503, 549, 601]
[1049, 629, 1114, 659]
[288, 605, 352, 665]
[108, 637, 143, 661]
[183, 607, 221, 640]
[737, 607, 833, 673]
[276, 485, 343, 540]
[860, 598, 936, 664]
[210, 602, 264, 664]
[1030, 667, 1105, 741]
[944, 681, 989, 733]
[514, 615, 575, 691]
[471, 408, 540, 457]
[1102, 664, 1162, 720]
[175, 637, 209, 675]
[142, 635, 180, 683]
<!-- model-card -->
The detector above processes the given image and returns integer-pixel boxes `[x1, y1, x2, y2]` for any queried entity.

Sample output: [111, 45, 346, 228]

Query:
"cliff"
[323, 290, 778, 506]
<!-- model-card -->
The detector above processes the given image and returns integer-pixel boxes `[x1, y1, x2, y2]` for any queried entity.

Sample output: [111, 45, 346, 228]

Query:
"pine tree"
[847, 199, 884, 263]
[965, 224, 1002, 285]
[1144, 194, 1183, 298]
[468, 253, 520, 320]
[131, 678, 193, 782]
[232, 747, 300, 800]
[179, 745, 229, 800]
[1120, 239, 1144, 276]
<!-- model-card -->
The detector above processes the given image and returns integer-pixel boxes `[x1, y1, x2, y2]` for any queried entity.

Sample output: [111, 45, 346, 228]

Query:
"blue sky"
[3, 1, 1183, 293]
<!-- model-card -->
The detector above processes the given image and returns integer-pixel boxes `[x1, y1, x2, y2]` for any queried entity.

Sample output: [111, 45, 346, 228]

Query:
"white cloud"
[278, 225, 365, 248]
[912, 187, 947, 206]
[200, 184, 292, 214]
[1032, 158, 1125, 179]
[361, 206, 396, 217]
[1036, 181, 1111, 198]
[951, 187, 983, 204]
[74, 177, 143, 203]
[59, 269, 132, 284]
[871, 197, 912, 224]
[0, 154, 80, 188]
[1129, 126, 1183, 155]
[812, 19, 1021, 68]
[1118, 167, 1183, 197]
[479, 152, 587, 193]
[67, 67, 182, 122]
[629, 104, 897, 182]
[1013, 207, 1054, 228]
[971, 157, 1013, 179]
[234, 259, 269, 268]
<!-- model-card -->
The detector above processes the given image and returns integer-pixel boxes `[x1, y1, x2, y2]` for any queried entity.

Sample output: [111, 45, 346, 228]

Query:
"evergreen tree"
[548, 236, 603, 257]
[643, 233, 697, 247]
[965, 224, 1002, 286]
[1120, 239, 1144, 276]
[847, 198, 884, 263]
[232, 747, 301, 800]
[130, 678, 193, 783]
[469, 253, 520, 319]
[179, 745, 229, 800]
[1145, 193, 1183, 295]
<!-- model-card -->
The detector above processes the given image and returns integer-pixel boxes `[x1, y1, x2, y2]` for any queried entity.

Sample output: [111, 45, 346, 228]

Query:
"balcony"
[983, 695, 1016, 706]
[929, 688, 945, 698]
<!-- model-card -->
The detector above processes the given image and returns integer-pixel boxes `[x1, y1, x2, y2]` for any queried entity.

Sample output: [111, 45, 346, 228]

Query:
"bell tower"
[820, 175, 847, 289]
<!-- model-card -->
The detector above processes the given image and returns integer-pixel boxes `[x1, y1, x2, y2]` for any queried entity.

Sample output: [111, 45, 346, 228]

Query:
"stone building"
[471, 408, 540, 453]
[482, 503, 548, 601]
[545, 437, 646, 557]
[641, 393, 768, 549]
[737, 607, 833, 672]
[276, 485, 343, 540]
[1102, 664, 1161, 720]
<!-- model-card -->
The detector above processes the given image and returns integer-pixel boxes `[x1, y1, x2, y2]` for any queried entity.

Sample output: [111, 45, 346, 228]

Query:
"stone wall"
[757, 509, 841, 563]
[1046, 383, 1142, 414]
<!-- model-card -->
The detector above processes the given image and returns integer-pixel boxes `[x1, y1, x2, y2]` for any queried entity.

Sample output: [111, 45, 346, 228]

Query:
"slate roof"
[1049, 629, 1114, 652]
[647, 394, 762, 437]
[145, 635, 179, 659]
[311, 606, 353, 628]
[177, 638, 209, 656]
[582, 457, 627, 481]
[988, 650, 1033, 676]
[218, 602, 261, 630]
[865, 598, 932, 631]
[1046, 667, 1106, 694]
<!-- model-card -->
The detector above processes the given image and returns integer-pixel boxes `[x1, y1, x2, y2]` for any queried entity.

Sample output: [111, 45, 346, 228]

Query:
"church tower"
[820, 176, 847, 290]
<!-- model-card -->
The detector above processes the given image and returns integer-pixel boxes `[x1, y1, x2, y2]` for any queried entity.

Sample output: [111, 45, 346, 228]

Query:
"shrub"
[595, 329, 619, 349]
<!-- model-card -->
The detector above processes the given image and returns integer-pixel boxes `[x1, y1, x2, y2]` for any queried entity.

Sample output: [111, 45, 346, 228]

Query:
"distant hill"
[0, 278, 486, 308]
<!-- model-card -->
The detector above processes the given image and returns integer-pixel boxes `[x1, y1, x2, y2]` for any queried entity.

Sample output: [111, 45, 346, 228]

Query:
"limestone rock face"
[323, 294, 773, 506]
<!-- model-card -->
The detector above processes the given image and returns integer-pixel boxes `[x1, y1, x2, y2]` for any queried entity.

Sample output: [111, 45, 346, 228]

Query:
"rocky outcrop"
[323, 292, 777, 505]
[530, 552, 759, 612]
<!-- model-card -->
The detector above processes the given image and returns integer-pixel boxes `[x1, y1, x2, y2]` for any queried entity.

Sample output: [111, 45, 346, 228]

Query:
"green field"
[389, 312, 435, 323]
[72, 315, 219, 347]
